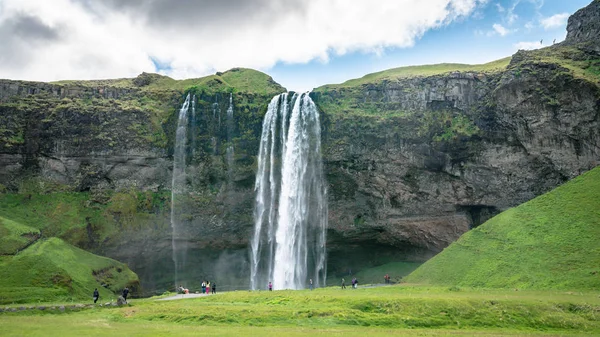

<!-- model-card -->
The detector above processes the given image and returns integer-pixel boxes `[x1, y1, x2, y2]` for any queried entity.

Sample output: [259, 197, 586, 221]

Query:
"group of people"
[201, 281, 216, 294]
[384, 274, 391, 284]
[92, 286, 129, 304]
[340, 277, 359, 289]
[177, 281, 216, 294]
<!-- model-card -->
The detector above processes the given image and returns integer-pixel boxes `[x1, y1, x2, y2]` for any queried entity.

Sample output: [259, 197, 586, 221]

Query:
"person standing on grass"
[268, 281, 273, 291]
[202, 281, 206, 294]
[122, 287, 129, 303]
[212, 282, 216, 294]
[206, 281, 211, 295]
[93, 288, 99, 303]
[341, 278, 346, 289]
[309, 279, 313, 291]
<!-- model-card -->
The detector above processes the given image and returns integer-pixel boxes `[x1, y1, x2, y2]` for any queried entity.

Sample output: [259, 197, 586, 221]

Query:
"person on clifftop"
[93, 288, 99, 303]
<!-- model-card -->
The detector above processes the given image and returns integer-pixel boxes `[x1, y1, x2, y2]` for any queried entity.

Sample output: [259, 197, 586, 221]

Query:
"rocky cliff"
[0, 2, 598, 293]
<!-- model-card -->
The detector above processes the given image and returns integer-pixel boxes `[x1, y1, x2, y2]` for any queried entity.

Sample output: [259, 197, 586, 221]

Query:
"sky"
[0, 0, 592, 91]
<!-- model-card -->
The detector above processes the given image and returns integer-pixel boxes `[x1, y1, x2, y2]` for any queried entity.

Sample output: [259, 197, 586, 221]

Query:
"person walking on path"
[206, 281, 211, 295]
[211, 282, 216, 294]
[268, 282, 273, 291]
[341, 278, 346, 289]
[93, 288, 99, 303]
[309, 279, 313, 291]
[202, 281, 206, 294]
[122, 287, 129, 304]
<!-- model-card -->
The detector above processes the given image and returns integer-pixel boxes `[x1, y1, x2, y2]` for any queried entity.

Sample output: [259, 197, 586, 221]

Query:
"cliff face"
[0, 2, 598, 293]
[566, 0, 600, 50]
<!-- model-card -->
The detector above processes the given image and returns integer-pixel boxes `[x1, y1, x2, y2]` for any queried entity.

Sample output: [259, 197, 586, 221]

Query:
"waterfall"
[191, 95, 197, 160]
[171, 93, 191, 288]
[226, 93, 235, 185]
[250, 92, 327, 290]
[212, 98, 219, 155]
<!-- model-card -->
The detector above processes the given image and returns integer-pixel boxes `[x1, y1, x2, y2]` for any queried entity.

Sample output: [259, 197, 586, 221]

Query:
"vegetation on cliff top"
[315, 57, 511, 90]
[0, 237, 139, 304]
[405, 166, 600, 289]
[51, 68, 285, 96]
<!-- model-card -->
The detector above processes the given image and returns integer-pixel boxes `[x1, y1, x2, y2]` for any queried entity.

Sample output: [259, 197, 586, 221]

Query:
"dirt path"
[157, 293, 215, 301]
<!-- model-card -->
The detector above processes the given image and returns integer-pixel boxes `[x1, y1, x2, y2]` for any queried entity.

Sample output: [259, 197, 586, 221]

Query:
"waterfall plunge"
[250, 93, 327, 290]
[171, 93, 191, 288]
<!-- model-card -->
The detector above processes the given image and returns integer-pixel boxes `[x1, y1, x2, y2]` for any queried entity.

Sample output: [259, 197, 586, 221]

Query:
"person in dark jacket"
[211, 282, 216, 294]
[122, 287, 129, 303]
[93, 288, 99, 303]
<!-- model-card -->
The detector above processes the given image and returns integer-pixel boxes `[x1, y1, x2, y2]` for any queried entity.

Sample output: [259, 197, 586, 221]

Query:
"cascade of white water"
[191, 95, 196, 159]
[226, 93, 235, 184]
[250, 93, 327, 290]
[171, 93, 191, 287]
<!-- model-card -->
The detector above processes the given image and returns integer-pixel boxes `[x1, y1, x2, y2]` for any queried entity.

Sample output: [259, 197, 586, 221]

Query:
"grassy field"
[0, 286, 598, 336]
[406, 166, 600, 290]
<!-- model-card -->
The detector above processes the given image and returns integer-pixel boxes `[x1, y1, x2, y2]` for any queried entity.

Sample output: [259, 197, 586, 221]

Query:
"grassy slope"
[51, 68, 285, 95]
[0, 237, 139, 304]
[0, 216, 40, 255]
[316, 57, 511, 90]
[405, 166, 600, 289]
[1, 286, 599, 335]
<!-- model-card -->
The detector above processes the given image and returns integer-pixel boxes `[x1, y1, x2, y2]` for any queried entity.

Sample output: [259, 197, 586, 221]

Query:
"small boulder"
[116, 296, 127, 306]
[59, 306, 65, 312]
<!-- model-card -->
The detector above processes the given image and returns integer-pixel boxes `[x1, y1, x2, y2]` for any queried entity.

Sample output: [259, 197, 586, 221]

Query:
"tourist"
[206, 281, 211, 295]
[93, 288, 99, 303]
[268, 281, 273, 291]
[202, 281, 206, 294]
[122, 287, 129, 303]
[341, 278, 346, 289]
[309, 279, 313, 291]
[212, 282, 216, 294]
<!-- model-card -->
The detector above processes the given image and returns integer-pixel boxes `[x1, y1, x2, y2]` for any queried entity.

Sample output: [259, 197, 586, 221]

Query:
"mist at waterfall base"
[250, 93, 328, 290]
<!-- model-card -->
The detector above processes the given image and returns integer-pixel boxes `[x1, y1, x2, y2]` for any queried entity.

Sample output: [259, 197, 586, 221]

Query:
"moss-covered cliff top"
[315, 57, 512, 91]
[50, 67, 286, 96]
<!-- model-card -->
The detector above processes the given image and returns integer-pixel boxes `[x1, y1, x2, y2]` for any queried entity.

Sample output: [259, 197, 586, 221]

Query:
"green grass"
[0, 286, 598, 336]
[0, 237, 139, 304]
[0, 216, 40, 255]
[405, 166, 600, 289]
[316, 57, 511, 90]
[51, 68, 285, 95]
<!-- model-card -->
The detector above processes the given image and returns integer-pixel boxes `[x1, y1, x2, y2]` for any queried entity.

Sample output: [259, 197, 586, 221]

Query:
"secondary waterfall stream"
[250, 93, 327, 290]
[171, 93, 191, 288]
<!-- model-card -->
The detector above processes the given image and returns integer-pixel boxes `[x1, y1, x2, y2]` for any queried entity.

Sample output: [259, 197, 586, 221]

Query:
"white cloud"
[540, 13, 569, 30]
[0, 0, 487, 89]
[514, 41, 543, 50]
[493, 23, 510, 36]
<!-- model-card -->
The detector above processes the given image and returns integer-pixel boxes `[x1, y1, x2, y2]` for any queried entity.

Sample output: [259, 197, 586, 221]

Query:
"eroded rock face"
[566, 0, 600, 47]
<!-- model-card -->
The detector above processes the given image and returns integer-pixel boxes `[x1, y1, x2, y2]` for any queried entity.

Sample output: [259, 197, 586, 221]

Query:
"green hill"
[0, 216, 40, 255]
[0, 237, 139, 304]
[405, 166, 600, 290]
